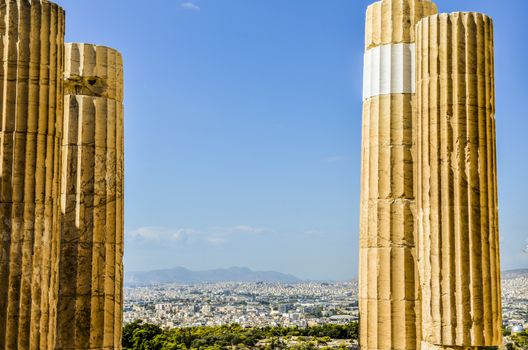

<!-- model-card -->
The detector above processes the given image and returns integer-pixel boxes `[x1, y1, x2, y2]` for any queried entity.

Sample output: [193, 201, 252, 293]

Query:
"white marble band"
[363, 43, 415, 100]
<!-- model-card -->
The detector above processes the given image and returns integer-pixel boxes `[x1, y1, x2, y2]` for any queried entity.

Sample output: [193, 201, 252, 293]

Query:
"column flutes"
[415, 12, 502, 349]
[359, 1, 437, 349]
[0, 1, 65, 349]
[56, 43, 124, 350]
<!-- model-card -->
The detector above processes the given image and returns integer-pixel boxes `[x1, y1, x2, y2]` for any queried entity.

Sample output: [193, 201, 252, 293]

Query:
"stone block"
[57, 43, 124, 350]
[415, 12, 502, 348]
[0, 1, 65, 349]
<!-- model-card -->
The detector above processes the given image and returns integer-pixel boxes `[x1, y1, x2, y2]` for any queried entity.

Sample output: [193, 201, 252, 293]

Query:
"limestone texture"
[415, 12, 502, 348]
[56, 43, 124, 350]
[365, 0, 438, 50]
[0, 1, 65, 349]
[359, 1, 437, 349]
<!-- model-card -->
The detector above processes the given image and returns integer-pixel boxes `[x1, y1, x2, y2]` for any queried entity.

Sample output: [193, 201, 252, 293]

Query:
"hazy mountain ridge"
[125, 267, 527, 286]
[125, 267, 301, 285]
[502, 268, 528, 279]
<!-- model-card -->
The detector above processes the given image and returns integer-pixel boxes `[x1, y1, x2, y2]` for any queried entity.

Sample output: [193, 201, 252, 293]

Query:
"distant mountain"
[502, 269, 528, 279]
[125, 267, 302, 285]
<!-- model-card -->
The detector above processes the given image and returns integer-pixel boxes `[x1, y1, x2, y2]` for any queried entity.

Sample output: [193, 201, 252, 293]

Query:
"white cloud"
[172, 229, 193, 241]
[232, 225, 268, 235]
[205, 237, 226, 246]
[304, 230, 321, 237]
[130, 227, 160, 240]
[127, 225, 271, 247]
[127, 227, 196, 242]
[181, 2, 200, 11]
[523, 238, 528, 254]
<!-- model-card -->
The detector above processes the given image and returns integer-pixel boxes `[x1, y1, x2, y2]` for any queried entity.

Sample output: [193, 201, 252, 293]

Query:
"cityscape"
[502, 271, 528, 332]
[0, 0, 526, 349]
[124, 281, 358, 329]
[124, 271, 528, 335]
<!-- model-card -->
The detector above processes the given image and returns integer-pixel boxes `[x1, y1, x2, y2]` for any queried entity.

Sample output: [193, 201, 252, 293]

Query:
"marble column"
[359, 1, 437, 349]
[415, 12, 502, 349]
[57, 43, 124, 350]
[0, 1, 65, 349]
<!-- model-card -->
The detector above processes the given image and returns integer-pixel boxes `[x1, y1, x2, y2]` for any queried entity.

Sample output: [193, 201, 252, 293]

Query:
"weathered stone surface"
[359, 2, 437, 349]
[420, 342, 494, 350]
[56, 43, 124, 350]
[0, 1, 65, 349]
[415, 12, 502, 349]
[365, 0, 437, 50]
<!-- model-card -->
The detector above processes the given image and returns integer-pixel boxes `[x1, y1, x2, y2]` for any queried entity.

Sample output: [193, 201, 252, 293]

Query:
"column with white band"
[358, 1, 437, 350]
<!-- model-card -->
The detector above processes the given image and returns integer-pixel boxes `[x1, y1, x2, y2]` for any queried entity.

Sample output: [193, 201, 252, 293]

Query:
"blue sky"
[55, 0, 528, 280]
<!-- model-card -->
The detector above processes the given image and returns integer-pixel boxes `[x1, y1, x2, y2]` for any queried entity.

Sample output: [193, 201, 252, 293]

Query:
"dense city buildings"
[502, 273, 528, 331]
[124, 282, 358, 329]
[123, 276, 528, 335]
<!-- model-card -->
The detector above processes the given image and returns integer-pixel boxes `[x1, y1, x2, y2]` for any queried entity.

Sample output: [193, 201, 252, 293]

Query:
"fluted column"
[0, 1, 65, 349]
[57, 43, 124, 350]
[415, 13, 502, 349]
[359, 1, 437, 349]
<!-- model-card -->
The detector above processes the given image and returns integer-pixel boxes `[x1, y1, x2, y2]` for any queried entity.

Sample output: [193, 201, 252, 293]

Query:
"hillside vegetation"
[123, 321, 358, 350]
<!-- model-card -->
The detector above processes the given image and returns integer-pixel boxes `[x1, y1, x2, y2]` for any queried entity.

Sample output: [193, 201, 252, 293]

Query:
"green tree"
[123, 321, 359, 349]
[511, 330, 528, 349]
[122, 320, 162, 350]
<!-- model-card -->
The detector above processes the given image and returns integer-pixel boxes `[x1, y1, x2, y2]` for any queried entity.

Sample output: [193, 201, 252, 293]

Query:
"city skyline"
[55, 0, 528, 281]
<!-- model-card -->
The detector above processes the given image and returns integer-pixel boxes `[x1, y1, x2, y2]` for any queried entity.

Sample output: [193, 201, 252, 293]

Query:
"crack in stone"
[64, 75, 108, 98]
